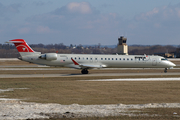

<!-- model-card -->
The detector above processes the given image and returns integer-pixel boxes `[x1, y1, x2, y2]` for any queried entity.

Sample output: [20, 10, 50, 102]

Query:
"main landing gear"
[164, 68, 167, 73]
[81, 69, 89, 74]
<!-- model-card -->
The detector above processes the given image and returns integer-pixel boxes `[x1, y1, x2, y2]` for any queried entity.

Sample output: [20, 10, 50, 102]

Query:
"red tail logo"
[9, 39, 34, 52]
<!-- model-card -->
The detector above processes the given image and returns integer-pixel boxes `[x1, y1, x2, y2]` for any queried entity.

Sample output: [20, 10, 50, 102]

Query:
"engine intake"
[39, 53, 57, 60]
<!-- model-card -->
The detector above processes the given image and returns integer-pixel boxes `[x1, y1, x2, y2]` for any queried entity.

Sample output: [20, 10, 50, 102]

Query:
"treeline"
[0, 43, 179, 58]
[129, 45, 177, 55]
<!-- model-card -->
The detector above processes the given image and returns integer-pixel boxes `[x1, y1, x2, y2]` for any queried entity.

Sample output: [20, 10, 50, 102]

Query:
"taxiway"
[0, 72, 179, 78]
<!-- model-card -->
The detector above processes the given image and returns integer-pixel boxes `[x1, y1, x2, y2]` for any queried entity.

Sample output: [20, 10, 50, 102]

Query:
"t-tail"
[6, 39, 40, 59]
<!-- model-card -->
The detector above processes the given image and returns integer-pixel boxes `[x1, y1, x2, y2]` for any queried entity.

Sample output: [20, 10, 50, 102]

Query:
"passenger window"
[116, 58, 117, 60]
[105, 58, 107, 60]
[123, 58, 125, 60]
[95, 58, 97, 60]
[112, 58, 114, 60]
[86, 58, 88, 60]
[75, 57, 76, 60]
[90, 58, 92, 60]
[79, 57, 80, 60]
[108, 58, 110, 60]
[101, 58, 103, 60]
[127, 58, 129, 60]
[119, 58, 121, 60]
[131, 58, 133, 61]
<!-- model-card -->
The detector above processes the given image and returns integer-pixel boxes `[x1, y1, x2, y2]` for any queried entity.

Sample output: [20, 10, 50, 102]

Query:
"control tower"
[117, 36, 128, 55]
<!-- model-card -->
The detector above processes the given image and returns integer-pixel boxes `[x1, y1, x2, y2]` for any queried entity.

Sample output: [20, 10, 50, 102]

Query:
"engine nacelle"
[39, 53, 57, 60]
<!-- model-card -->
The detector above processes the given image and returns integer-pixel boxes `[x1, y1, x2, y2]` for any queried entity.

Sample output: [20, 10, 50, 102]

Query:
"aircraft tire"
[81, 69, 89, 74]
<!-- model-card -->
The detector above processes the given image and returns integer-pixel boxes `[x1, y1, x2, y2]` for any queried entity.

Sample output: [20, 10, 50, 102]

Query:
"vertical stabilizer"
[7, 39, 37, 56]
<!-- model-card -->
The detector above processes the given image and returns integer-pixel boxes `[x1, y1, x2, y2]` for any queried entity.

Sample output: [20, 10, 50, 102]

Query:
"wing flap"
[79, 64, 106, 69]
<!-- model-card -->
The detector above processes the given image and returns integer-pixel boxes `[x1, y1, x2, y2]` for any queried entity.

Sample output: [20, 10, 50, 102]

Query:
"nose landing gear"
[164, 68, 167, 73]
[81, 69, 89, 74]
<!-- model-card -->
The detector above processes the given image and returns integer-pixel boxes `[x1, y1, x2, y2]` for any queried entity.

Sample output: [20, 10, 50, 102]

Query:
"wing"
[71, 58, 106, 69]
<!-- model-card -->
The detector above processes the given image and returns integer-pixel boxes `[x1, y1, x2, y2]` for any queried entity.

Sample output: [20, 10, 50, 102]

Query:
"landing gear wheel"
[164, 68, 167, 73]
[81, 69, 89, 74]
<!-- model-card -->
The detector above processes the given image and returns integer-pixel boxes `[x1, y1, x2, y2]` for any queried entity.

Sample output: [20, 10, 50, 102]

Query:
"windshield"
[161, 58, 168, 61]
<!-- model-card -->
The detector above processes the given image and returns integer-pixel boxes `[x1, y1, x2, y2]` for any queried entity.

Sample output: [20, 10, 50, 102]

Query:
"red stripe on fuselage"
[71, 58, 79, 65]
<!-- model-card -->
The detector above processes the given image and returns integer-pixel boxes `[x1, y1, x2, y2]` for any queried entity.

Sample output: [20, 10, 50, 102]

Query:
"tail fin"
[7, 39, 36, 56]
[8, 39, 34, 52]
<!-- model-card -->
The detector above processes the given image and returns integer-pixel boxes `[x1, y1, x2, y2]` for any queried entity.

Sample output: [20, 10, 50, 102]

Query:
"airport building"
[117, 36, 128, 55]
[155, 48, 180, 58]
[173, 48, 180, 58]
[154, 53, 174, 58]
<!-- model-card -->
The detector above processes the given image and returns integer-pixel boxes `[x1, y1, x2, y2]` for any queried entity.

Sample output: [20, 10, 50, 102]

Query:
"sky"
[0, 0, 180, 45]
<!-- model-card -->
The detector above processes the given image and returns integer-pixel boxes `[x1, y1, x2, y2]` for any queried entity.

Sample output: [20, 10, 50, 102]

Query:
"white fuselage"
[21, 53, 176, 69]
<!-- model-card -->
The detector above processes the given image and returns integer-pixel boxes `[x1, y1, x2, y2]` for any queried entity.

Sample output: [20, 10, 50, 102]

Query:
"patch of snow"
[0, 88, 29, 101]
[0, 98, 20, 101]
[0, 101, 180, 120]
[0, 88, 29, 93]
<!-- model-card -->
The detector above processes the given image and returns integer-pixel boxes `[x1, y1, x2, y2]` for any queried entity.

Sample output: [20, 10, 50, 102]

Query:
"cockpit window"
[161, 58, 168, 61]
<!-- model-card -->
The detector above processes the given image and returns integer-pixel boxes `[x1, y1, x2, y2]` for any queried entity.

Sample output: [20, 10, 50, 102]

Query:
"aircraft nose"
[169, 62, 176, 67]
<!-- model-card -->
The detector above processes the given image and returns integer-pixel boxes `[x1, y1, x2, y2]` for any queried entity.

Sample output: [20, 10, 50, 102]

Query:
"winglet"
[71, 58, 79, 65]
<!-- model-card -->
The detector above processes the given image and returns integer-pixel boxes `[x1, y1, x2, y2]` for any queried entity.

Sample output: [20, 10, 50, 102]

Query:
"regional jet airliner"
[7, 39, 176, 74]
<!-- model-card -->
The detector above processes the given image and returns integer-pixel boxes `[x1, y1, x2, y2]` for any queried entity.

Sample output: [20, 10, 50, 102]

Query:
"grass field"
[1, 77, 180, 105]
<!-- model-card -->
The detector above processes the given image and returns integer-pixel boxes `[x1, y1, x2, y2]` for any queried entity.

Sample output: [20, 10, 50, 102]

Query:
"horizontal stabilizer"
[6, 41, 23, 43]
